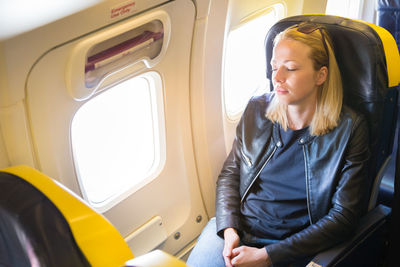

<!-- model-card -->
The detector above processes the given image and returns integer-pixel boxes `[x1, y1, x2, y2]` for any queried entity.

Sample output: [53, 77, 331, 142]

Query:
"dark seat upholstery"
[377, 0, 400, 48]
[375, 0, 400, 210]
[264, 15, 400, 266]
[376, 0, 400, 208]
[376, 1, 400, 265]
[0, 165, 134, 267]
[0, 171, 90, 267]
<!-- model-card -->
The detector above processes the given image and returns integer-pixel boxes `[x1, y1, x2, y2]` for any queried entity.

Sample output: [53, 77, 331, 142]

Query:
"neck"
[287, 104, 316, 130]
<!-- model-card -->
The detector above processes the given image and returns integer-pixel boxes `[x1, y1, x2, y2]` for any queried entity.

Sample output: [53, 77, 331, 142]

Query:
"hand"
[230, 246, 272, 267]
[223, 228, 240, 267]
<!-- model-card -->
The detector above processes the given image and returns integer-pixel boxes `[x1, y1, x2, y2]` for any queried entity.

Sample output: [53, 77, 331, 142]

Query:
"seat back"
[376, 2, 400, 265]
[377, 0, 400, 49]
[375, 0, 400, 209]
[264, 15, 400, 212]
[0, 165, 133, 267]
[0, 171, 90, 267]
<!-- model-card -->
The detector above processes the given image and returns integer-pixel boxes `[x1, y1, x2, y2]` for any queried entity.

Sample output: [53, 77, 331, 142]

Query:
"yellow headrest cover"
[360, 21, 400, 87]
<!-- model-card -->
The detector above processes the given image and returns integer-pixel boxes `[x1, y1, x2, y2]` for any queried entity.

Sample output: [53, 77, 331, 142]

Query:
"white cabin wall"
[0, 43, 10, 168]
[0, 136, 9, 168]
[361, 0, 377, 23]
[301, 0, 328, 14]
[0, 123, 10, 169]
[0, 0, 170, 172]
[190, 0, 229, 218]
[0, 43, 8, 106]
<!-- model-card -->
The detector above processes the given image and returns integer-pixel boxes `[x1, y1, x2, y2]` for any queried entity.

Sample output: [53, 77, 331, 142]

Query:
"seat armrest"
[307, 205, 391, 267]
[125, 250, 187, 267]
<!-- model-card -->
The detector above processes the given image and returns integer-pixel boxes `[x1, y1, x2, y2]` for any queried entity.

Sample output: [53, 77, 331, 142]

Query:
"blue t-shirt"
[240, 126, 310, 240]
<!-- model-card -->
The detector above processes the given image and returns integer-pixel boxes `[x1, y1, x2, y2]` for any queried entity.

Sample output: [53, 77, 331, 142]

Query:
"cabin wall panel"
[0, 1, 170, 107]
[301, 0, 328, 14]
[0, 102, 36, 168]
[24, 0, 207, 257]
[190, 0, 230, 217]
[0, 123, 10, 169]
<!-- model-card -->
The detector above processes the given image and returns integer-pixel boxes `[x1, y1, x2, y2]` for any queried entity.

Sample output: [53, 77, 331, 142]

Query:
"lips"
[275, 87, 289, 94]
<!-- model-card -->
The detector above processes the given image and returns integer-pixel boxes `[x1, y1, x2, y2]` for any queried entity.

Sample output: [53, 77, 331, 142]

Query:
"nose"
[272, 67, 285, 85]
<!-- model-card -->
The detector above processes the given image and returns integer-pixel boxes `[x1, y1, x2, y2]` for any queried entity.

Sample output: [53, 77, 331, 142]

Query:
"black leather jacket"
[216, 93, 370, 264]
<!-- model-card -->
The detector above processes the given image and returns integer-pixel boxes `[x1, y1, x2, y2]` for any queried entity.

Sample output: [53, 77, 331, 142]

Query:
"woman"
[187, 23, 369, 267]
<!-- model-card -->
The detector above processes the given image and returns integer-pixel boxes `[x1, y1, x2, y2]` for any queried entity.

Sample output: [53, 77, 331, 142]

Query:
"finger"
[230, 254, 240, 266]
[231, 248, 240, 258]
[223, 246, 231, 257]
[223, 255, 233, 267]
[231, 246, 241, 256]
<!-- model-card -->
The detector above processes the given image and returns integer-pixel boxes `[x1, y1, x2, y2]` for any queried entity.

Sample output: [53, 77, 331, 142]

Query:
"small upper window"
[223, 4, 284, 121]
[326, 0, 364, 19]
[71, 72, 165, 212]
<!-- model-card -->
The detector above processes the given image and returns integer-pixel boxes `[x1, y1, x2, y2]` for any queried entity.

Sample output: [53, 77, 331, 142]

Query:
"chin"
[276, 95, 292, 105]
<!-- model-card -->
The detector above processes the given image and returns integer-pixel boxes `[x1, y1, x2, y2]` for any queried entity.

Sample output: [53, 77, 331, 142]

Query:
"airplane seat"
[0, 165, 187, 267]
[377, 0, 400, 48]
[376, 1, 400, 266]
[265, 15, 400, 267]
[376, 0, 400, 209]
[0, 171, 91, 266]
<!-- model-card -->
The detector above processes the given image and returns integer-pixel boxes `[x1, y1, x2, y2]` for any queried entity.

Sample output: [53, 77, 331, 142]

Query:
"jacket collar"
[272, 123, 316, 146]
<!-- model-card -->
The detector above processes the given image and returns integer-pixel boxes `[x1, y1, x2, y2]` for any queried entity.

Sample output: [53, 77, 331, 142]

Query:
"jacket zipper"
[241, 148, 252, 166]
[240, 145, 278, 202]
[302, 146, 313, 224]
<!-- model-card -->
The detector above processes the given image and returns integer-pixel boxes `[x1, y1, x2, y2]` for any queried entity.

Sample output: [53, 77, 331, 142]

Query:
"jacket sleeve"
[215, 99, 254, 237]
[215, 138, 242, 237]
[265, 115, 370, 265]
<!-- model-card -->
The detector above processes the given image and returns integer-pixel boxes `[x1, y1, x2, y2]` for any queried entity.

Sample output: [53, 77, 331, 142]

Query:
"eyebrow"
[270, 59, 299, 65]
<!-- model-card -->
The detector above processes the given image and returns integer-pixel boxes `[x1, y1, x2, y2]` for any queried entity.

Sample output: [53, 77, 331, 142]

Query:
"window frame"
[71, 71, 166, 213]
[222, 3, 285, 122]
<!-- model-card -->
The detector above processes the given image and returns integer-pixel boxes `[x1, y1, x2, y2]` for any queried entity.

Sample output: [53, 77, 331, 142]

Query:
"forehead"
[271, 39, 312, 63]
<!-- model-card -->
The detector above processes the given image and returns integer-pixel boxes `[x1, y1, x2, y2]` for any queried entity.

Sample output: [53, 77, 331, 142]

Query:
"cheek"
[291, 73, 310, 86]
[292, 74, 318, 92]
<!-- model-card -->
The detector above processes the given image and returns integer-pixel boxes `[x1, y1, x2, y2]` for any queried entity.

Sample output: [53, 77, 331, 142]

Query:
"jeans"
[186, 218, 311, 267]
[186, 217, 278, 267]
[186, 218, 225, 267]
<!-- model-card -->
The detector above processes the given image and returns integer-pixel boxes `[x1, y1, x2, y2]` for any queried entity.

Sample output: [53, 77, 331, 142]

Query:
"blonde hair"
[266, 24, 343, 136]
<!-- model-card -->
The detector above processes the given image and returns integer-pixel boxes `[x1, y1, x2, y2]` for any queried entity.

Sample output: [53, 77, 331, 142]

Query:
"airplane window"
[326, 0, 364, 19]
[71, 73, 164, 211]
[223, 8, 280, 121]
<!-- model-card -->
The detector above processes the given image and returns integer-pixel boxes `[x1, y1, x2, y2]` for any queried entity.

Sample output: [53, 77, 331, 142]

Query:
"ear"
[316, 66, 328, 86]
